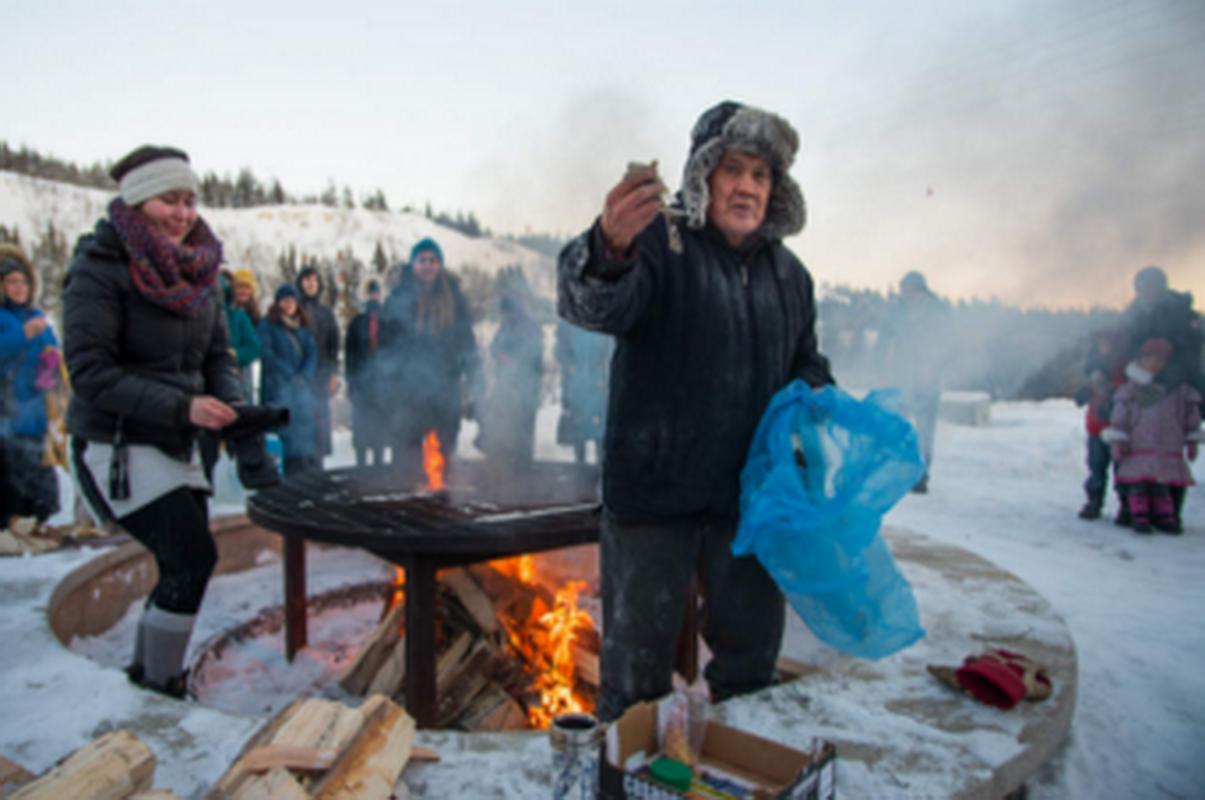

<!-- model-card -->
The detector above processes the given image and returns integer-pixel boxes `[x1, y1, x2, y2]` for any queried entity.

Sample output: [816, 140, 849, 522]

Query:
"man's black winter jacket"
[558, 216, 833, 523]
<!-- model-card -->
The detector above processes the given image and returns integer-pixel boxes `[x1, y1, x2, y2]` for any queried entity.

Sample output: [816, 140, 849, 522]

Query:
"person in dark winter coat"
[1122, 265, 1204, 526]
[258, 284, 318, 476]
[296, 263, 340, 465]
[554, 319, 612, 464]
[62, 145, 244, 698]
[380, 238, 483, 482]
[476, 270, 544, 488]
[873, 271, 951, 493]
[344, 276, 389, 467]
[1102, 337, 1201, 534]
[558, 101, 834, 721]
[0, 245, 61, 525]
[1073, 324, 1129, 520]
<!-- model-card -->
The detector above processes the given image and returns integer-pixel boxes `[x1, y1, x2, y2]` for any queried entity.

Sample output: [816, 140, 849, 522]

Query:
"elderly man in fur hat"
[558, 101, 834, 721]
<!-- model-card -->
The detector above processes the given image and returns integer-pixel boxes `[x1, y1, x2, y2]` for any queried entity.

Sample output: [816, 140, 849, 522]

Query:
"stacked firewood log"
[0, 730, 175, 799]
[337, 562, 600, 730]
[207, 695, 429, 800]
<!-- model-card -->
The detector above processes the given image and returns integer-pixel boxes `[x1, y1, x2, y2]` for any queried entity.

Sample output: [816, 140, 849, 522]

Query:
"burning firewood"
[8, 730, 158, 800]
[338, 600, 406, 695]
[335, 557, 603, 731]
[572, 644, 599, 688]
[455, 683, 530, 732]
[364, 636, 407, 700]
[435, 638, 503, 727]
[440, 568, 499, 635]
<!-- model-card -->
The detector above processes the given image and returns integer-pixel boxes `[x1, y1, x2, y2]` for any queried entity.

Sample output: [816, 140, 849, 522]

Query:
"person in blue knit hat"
[257, 283, 317, 476]
[380, 238, 483, 480]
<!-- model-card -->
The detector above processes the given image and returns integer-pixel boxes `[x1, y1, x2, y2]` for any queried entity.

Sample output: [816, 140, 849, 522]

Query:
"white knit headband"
[119, 158, 199, 206]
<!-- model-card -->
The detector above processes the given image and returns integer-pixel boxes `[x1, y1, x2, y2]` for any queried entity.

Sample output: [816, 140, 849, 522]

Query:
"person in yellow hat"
[231, 269, 261, 325]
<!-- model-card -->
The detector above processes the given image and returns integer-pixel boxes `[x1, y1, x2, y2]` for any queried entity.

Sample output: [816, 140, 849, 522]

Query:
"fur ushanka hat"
[680, 100, 806, 241]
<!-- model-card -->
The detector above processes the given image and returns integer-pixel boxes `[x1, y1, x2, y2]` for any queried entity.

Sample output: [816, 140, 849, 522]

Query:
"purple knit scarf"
[108, 198, 223, 317]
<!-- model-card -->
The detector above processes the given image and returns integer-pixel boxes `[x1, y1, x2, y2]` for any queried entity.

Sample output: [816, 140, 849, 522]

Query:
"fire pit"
[246, 460, 601, 728]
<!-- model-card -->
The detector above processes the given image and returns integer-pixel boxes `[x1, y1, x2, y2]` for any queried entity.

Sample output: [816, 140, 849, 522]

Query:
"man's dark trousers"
[596, 516, 785, 722]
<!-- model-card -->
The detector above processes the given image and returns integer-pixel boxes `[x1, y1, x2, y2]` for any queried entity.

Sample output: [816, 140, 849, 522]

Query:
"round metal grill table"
[246, 461, 601, 728]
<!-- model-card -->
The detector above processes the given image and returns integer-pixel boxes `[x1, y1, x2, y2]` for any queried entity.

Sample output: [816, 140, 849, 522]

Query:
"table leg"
[675, 566, 700, 684]
[284, 537, 308, 661]
[404, 556, 438, 728]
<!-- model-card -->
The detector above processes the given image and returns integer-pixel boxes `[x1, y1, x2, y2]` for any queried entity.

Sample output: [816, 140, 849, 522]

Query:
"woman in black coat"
[62, 146, 243, 698]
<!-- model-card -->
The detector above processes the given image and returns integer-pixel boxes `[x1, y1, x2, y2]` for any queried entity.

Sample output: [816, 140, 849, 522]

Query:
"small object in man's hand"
[626, 160, 686, 217]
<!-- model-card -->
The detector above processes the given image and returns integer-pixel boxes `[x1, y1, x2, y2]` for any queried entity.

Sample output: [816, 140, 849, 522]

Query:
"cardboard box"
[601, 700, 836, 799]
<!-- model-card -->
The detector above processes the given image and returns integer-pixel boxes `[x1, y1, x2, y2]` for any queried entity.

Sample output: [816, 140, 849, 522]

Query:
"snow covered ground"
[5, 399, 1205, 798]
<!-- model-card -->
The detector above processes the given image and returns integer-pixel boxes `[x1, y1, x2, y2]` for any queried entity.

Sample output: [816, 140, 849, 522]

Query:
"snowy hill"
[0, 169, 556, 297]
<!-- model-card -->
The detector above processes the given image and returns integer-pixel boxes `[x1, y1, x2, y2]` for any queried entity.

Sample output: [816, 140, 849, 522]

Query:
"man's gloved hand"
[1111, 442, 1129, 462]
[1188, 442, 1199, 463]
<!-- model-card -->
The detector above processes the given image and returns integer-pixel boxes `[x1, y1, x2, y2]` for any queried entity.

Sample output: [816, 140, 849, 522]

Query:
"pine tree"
[320, 181, 338, 208]
[372, 241, 388, 274]
[31, 221, 70, 314]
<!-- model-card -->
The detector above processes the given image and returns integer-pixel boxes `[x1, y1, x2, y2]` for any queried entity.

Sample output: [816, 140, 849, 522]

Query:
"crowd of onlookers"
[3, 245, 1199, 540]
[0, 233, 616, 539]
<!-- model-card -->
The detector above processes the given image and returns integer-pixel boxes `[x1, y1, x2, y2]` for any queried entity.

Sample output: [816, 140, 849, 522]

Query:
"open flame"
[489, 556, 596, 728]
[389, 566, 406, 609]
[528, 580, 593, 728]
[421, 431, 446, 491]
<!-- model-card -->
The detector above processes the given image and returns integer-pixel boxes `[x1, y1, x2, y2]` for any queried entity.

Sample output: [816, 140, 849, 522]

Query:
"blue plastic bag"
[733, 380, 927, 659]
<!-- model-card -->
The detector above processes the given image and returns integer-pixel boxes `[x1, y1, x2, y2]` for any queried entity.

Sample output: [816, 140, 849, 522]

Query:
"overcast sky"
[3, 0, 1202, 308]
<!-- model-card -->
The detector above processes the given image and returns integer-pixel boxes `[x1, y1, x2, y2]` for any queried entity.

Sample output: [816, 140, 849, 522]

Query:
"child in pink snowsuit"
[1103, 337, 1202, 534]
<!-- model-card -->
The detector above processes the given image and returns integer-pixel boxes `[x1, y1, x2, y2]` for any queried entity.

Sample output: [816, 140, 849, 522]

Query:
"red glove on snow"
[954, 649, 1052, 710]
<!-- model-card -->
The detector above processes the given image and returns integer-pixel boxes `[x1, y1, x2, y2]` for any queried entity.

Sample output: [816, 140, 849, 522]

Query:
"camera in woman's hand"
[223, 405, 290, 489]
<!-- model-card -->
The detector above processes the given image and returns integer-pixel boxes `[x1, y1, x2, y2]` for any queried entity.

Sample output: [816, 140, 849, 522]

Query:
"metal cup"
[550, 713, 602, 800]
